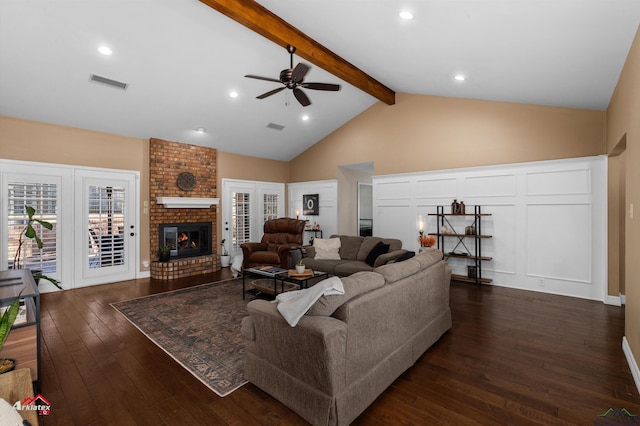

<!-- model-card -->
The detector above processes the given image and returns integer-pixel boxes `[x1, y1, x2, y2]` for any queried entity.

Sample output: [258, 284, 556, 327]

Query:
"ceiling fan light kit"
[245, 45, 341, 107]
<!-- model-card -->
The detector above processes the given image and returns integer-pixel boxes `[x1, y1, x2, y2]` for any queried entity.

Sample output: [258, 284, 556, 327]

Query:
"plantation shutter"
[232, 192, 251, 250]
[7, 181, 58, 273]
[263, 193, 279, 223]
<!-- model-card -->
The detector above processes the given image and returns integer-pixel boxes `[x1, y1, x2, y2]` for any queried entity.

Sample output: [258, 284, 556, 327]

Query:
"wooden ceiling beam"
[199, 0, 395, 105]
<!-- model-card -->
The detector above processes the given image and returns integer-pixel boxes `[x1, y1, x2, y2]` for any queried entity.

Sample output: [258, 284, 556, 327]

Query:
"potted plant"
[12, 205, 63, 290]
[418, 230, 437, 252]
[0, 293, 22, 374]
[295, 258, 306, 274]
[220, 239, 230, 267]
[157, 245, 171, 262]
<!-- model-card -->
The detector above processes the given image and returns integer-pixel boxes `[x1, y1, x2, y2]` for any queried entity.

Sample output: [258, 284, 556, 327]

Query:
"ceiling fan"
[245, 45, 341, 107]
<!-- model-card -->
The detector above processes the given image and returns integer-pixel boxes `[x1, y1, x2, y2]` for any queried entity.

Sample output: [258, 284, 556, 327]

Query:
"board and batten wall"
[373, 156, 607, 302]
[288, 180, 338, 245]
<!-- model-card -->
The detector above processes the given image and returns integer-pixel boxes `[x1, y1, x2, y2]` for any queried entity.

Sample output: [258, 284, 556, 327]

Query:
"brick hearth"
[149, 138, 220, 279]
[150, 255, 220, 280]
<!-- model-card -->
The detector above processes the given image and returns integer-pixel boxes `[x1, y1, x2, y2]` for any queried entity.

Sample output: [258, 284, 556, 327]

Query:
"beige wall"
[217, 151, 289, 183]
[289, 93, 606, 182]
[0, 117, 290, 277]
[0, 116, 151, 273]
[607, 153, 624, 297]
[607, 26, 640, 371]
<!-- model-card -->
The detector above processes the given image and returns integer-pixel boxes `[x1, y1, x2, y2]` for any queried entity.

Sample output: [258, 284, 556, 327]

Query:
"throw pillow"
[313, 237, 341, 260]
[394, 251, 415, 262]
[365, 241, 389, 267]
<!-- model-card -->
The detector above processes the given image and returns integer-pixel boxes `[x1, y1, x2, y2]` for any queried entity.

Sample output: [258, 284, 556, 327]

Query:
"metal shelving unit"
[428, 205, 492, 285]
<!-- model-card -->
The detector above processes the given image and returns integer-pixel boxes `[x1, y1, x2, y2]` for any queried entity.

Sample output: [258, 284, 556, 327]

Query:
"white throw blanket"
[276, 276, 344, 327]
[230, 254, 243, 278]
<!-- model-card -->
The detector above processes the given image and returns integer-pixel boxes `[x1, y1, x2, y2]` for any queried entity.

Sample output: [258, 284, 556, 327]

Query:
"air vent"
[266, 122, 285, 131]
[89, 74, 128, 91]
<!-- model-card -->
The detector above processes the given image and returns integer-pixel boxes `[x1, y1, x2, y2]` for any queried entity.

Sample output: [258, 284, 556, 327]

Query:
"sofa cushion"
[249, 250, 281, 265]
[365, 242, 389, 267]
[375, 258, 421, 283]
[394, 251, 415, 262]
[307, 271, 385, 316]
[413, 249, 443, 270]
[334, 261, 373, 276]
[313, 237, 341, 260]
[356, 237, 402, 261]
[337, 235, 364, 260]
[301, 258, 350, 275]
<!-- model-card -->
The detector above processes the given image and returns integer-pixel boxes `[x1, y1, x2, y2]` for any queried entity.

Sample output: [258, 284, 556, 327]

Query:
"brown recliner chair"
[241, 218, 306, 270]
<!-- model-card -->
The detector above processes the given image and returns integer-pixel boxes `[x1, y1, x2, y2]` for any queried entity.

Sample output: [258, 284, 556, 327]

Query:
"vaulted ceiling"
[1, 0, 639, 161]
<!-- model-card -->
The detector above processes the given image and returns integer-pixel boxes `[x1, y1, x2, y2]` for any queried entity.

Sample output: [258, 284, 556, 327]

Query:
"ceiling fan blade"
[245, 74, 282, 84]
[257, 86, 286, 99]
[291, 63, 309, 83]
[293, 88, 311, 107]
[301, 82, 341, 91]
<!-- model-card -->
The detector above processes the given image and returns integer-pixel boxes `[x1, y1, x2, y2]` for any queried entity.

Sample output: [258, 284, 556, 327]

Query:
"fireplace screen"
[159, 222, 212, 259]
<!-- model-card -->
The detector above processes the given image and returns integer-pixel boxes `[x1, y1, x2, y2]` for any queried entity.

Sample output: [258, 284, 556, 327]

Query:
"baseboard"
[137, 271, 151, 279]
[621, 294, 626, 305]
[605, 295, 622, 306]
[622, 337, 640, 395]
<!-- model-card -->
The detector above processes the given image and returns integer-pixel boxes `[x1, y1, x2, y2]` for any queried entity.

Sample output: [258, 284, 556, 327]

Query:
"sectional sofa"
[301, 235, 409, 276]
[240, 249, 452, 425]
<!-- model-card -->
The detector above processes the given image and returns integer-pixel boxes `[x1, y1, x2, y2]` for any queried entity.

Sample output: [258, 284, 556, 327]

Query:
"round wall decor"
[177, 172, 196, 191]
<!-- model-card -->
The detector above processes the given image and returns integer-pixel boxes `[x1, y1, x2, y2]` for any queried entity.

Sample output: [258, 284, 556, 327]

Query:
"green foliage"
[0, 292, 23, 353]
[12, 205, 63, 290]
[25, 205, 53, 250]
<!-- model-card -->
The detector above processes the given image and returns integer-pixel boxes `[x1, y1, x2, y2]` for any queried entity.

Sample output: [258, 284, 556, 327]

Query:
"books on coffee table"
[248, 266, 288, 276]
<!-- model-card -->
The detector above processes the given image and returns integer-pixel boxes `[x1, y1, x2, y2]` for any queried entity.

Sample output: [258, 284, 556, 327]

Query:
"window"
[7, 181, 58, 273]
[263, 193, 279, 223]
[232, 192, 251, 250]
[87, 185, 125, 268]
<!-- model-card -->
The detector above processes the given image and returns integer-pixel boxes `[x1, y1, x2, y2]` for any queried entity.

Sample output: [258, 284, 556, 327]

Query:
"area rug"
[111, 278, 249, 397]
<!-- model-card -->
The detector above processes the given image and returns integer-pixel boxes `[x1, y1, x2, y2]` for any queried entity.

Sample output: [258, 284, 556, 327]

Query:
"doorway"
[358, 183, 373, 236]
[74, 169, 138, 287]
[337, 162, 373, 235]
[221, 179, 285, 259]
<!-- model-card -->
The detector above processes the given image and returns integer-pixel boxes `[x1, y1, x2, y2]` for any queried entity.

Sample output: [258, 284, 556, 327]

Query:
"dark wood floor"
[37, 271, 640, 425]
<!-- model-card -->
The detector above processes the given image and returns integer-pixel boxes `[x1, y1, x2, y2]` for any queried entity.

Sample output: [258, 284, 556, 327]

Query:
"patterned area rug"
[111, 279, 249, 397]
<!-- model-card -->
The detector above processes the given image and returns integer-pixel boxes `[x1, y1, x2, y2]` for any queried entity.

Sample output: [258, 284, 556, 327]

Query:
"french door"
[2, 171, 66, 291]
[222, 179, 285, 258]
[74, 169, 137, 287]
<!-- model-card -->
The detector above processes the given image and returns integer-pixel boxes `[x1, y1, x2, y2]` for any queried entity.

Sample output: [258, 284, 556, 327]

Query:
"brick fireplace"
[149, 138, 221, 279]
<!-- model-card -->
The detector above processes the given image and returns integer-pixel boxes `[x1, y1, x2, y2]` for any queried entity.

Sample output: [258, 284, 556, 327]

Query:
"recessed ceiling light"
[195, 127, 206, 133]
[98, 45, 112, 56]
[454, 74, 466, 81]
[302, 115, 309, 121]
[229, 91, 238, 98]
[399, 10, 414, 20]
